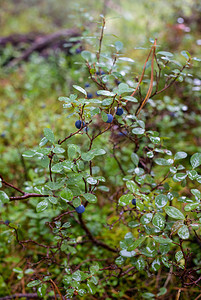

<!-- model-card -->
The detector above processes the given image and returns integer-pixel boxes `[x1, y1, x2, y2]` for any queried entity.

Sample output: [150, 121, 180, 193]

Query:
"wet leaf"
[178, 225, 189, 239]
[165, 206, 185, 220]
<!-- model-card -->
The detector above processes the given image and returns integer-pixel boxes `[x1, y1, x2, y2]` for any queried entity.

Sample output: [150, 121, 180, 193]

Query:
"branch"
[9, 193, 49, 201]
[0, 294, 65, 300]
[7, 28, 80, 68]
[78, 214, 118, 253]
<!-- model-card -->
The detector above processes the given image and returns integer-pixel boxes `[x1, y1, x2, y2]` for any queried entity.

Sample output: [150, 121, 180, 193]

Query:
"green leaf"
[89, 276, 98, 286]
[153, 236, 173, 244]
[0, 191, 10, 204]
[161, 256, 171, 268]
[36, 200, 48, 213]
[191, 189, 201, 200]
[178, 225, 189, 239]
[130, 236, 146, 250]
[60, 188, 73, 202]
[157, 287, 167, 296]
[51, 162, 63, 173]
[39, 137, 48, 147]
[173, 173, 187, 182]
[83, 193, 97, 203]
[96, 90, 115, 97]
[188, 170, 198, 180]
[175, 251, 183, 262]
[131, 153, 139, 166]
[81, 50, 93, 61]
[37, 284, 47, 297]
[45, 181, 63, 190]
[43, 128, 54, 144]
[115, 256, 125, 265]
[87, 281, 97, 295]
[174, 151, 187, 160]
[126, 180, 139, 193]
[152, 258, 161, 271]
[128, 221, 140, 228]
[93, 148, 106, 156]
[118, 194, 133, 206]
[120, 249, 136, 258]
[118, 83, 134, 94]
[24, 269, 34, 274]
[150, 136, 160, 144]
[181, 50, 190, 59]
[13, 267, 23, 273]
[136, 256, 146, 271]
[140, 213, 153, 225]
[53, 146, 65, 154]
[152, 213, 165, 230]
[90, 263, 99, 274]
[171, 220, 184, 235]
[155, 158, 173, 166]
[122, 96, 138, 102]
[27, 280, 41, 287]
[73, 85, 87, 96]
[136, 199, 144, 211]
[72, 197, 81, 207]
[62, 222, 71, 228]
[155, 194, 168, 208]
[102, 98, 113, 106]
[184, 202, 199, 211]
[132, 128, 145, 135]
[190, 153, 201, 169]
[81, 151, 95, 161]
[72, 270, 87, 281]
[22, 150, 36, 158]
[68, 144, 80, 160]
[86, 177, 98, 185]
[157, 51, 173, 57]
[115, 41, 123, 52]
[147, 151, 154, 158]
[118, 57, 134, 63]
[165, 206, 185, 220]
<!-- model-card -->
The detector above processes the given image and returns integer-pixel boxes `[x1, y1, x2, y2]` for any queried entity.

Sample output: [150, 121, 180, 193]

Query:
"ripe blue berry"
[75, 120, 85, 129]
[75, 205, 85, 214]
[106, 114, 113, 123]
[87, 93, 93, 99]
[116, 107, 124, 116]
[76, 48, 81, 54]
[85, 83, 90, 88]
[132, 198, 136, 206]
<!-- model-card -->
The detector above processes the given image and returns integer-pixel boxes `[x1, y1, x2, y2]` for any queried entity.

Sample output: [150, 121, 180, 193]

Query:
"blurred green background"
[0, 0, 201, 298]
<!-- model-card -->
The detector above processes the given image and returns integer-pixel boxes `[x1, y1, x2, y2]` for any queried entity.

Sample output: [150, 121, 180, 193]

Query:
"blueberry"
[96, 71, 105, 75]
[118, 130, 127, 137]
[132, 199, 136, 206]
[0, 132, 6, 138]
[75, 205, 85, 214]
[4, 220, 10, 225]
[87, 93, 93, 99]
[76, 48, 81, 54]
[116, 107, 124, 116]
[75, 120, 85, 129]
[85, 83, 90, 88]
[106, 114, 113, 123]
